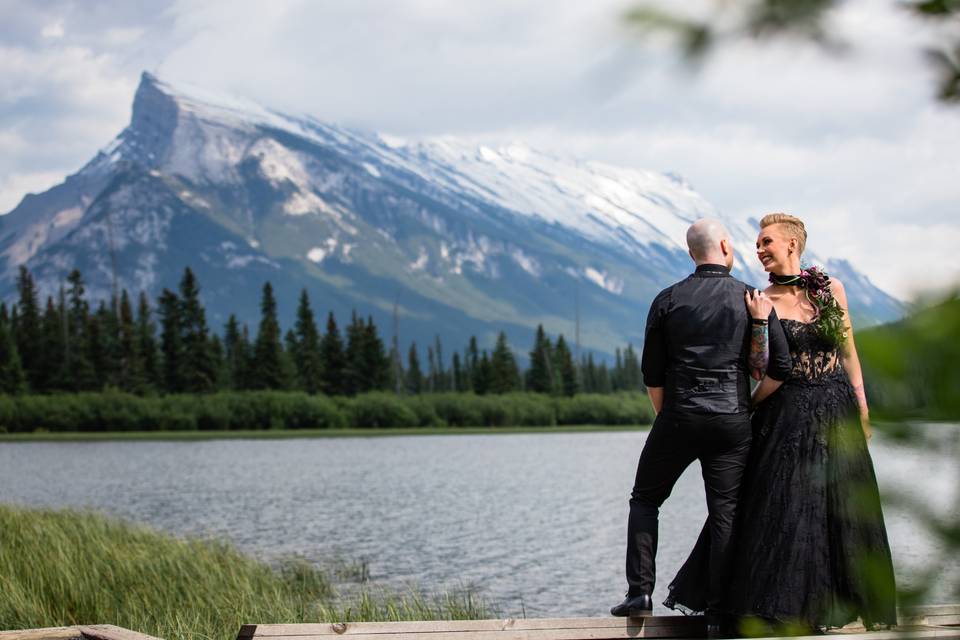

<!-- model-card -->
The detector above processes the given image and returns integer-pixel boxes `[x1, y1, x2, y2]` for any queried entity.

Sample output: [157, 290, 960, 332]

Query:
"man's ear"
[688, 249, 694, 261]
[720, 238, 730, 256]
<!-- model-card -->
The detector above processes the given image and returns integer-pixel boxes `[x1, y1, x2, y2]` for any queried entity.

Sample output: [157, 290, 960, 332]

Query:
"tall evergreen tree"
[406, 341, 423, 394]
[433, 334, 446, 392]
[426, 344, 437, 393]
[136, 292, 159, 391]
[467, 336, 480, 392]
[489, 332, 520, 394]
[14, 266, 41, 390]
[555, 334, 578, 397]
[179, 267, 217, 392]
[64, 269, 96, 390]
[343, 310, 367, 395]
[452, 351, 464, 392]
[118, 289, 145, 393]
[526, 324, 554, 393]
[363, 315, 390, 391]
[158, 288, 184, 393]
[319, 311, 346, 395]
[252, 282, 287, 390]
[0, 310, 26, 394]
[222, 314, 248, 390]
[474, 350, 492, 395]
[37, 297, 65, 392]
[292, 290, 323, 394]
[88, 300, 119, 389]
[623, 343, 642, 391]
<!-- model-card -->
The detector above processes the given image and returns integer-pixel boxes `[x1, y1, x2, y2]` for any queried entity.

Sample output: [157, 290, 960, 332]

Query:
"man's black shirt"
[640, 264, 791, 415]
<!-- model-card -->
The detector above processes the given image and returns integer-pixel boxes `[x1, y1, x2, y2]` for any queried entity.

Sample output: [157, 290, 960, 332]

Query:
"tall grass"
[0, 505, 489, 640]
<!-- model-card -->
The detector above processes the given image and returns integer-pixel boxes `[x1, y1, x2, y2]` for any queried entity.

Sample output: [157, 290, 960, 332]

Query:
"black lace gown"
[664, 319, 898, 629]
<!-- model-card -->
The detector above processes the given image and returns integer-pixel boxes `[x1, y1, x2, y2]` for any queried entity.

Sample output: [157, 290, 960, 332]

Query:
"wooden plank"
[76, 626, 163, 640]
[0, 628, 82, 640]
[244, 616, 702, 636]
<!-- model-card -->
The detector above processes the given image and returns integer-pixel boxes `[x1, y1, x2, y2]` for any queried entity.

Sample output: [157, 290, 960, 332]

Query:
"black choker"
[769, 273, 805, 287]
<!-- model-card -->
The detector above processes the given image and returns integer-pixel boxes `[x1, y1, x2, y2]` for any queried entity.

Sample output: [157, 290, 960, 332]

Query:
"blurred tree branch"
[624, 0, 960, 102]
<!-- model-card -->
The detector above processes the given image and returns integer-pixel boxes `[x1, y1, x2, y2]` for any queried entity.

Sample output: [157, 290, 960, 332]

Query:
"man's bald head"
[686, 218, 735, 268]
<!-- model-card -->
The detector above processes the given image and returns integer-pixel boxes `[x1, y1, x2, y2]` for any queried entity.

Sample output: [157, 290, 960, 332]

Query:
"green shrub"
[347, 392, 419, 428]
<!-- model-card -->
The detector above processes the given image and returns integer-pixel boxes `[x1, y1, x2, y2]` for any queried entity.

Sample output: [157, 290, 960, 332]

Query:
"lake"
[1, 427, 957, 617]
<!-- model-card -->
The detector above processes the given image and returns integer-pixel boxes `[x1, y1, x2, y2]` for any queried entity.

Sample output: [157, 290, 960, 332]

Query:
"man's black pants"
[626, 409, 751, 614]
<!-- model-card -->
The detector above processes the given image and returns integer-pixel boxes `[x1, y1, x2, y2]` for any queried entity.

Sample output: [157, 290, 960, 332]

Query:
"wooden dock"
[3, 605, 958, 640]
[237, 605, 960, 640]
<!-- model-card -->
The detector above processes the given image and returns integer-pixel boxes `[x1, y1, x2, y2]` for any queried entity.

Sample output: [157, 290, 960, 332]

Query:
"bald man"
[611, 218, 790, 633]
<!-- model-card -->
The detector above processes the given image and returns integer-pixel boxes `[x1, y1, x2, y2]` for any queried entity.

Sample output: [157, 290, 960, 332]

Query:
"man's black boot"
[610, 593, 653, 617]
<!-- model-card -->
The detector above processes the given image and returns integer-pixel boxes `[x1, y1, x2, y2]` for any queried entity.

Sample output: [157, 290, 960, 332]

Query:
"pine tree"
[179, 267, 217, 393]
[209, 333, 225, 390]
[426, 344, 437, 393]
[252, 282, 287, 390]
[88, 300, 119, 389]
[292, 290, 323, 394]
[467, 336, 480, 392]
[64, 269, 96, 390]
[526, 324, 554, 393]
[37, 297, 65, 392]
[0, 306, 26, 394]
[406, 341, 423, 394]
[452, 351, 464, 392]
[343, 310, 366, 395]
[137, 292, 160, 391]
[623, 343, 642, 391]
[596, 361, 612, 394]
[433, 334, 446, 392]
[14, 266, 40, 390]
[319, 311, 346, 395]
[222, 314, 247, 390]
[489, 332, 520, 394]
[117, 290, 145, 392]
[613, 347, 624, 391]
[364, 315, 390, 391]
[474, 350, 492, 395]
[555, 334, 578, 397]
[581, 353, 597, 393]
[158, 288, 184, 393]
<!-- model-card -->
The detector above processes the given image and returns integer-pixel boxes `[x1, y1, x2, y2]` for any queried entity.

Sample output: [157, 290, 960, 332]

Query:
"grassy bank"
[0, 424, 647, 442]
[0, 391, 654, 434]
[0, 505, 489, 640]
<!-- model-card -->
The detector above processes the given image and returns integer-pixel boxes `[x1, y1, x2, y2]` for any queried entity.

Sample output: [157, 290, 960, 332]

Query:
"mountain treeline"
[0, 266, 644, 398]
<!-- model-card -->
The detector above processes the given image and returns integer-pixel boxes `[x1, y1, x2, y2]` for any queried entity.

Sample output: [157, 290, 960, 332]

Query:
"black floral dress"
[665, 319, 897, 630]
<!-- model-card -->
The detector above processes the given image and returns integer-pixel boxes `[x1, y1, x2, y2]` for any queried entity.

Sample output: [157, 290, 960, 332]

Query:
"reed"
[0, 505, 489, 640]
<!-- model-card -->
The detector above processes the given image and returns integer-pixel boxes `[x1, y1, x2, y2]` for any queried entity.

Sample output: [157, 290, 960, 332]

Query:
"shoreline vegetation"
[0, 423, 647, 442]
[0, 505, 491, 640]
[0, 390, 655, 435]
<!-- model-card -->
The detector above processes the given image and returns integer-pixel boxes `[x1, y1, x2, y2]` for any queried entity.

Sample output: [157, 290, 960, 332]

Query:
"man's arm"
[641, 291, 669, 414]
[647, 387, 664, 415]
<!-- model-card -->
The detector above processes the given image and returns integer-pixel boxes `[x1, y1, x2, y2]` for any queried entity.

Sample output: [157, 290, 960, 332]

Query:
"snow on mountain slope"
[0, 72, 903, 358]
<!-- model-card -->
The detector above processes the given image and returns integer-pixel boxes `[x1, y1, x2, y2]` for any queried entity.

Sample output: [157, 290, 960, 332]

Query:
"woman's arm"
[831, 278, 872, 441]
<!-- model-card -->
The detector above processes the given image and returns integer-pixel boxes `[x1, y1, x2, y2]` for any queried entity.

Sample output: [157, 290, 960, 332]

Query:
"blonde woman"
[665, 214, 896, 633]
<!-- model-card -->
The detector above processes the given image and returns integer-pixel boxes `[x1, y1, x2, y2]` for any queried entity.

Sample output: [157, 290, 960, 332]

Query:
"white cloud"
[41, 21, 65, 39]
[0, 0, 957, 301]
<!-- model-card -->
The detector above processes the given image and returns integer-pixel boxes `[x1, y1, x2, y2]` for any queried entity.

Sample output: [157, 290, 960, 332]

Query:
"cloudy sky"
[1, 0, 958, 299]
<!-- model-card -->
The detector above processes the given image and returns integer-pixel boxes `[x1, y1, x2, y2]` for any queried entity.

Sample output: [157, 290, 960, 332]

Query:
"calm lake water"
[1, 427, 957, 617]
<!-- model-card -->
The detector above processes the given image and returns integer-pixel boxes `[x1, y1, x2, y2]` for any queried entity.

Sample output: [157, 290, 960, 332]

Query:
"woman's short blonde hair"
[760, 213, 807, 256]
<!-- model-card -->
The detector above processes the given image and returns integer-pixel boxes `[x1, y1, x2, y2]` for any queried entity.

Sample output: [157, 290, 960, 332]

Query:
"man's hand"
[745, 288, 773, 320]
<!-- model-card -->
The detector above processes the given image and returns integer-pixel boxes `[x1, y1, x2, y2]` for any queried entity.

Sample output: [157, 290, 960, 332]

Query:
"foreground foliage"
[0, 505, 489, 640]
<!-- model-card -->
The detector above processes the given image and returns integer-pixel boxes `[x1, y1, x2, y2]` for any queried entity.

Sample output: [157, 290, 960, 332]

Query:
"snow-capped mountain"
[0, 72, 901, 360]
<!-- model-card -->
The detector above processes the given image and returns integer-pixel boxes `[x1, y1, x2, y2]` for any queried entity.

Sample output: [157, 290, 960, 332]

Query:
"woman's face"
[755, 224, 795, 273]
